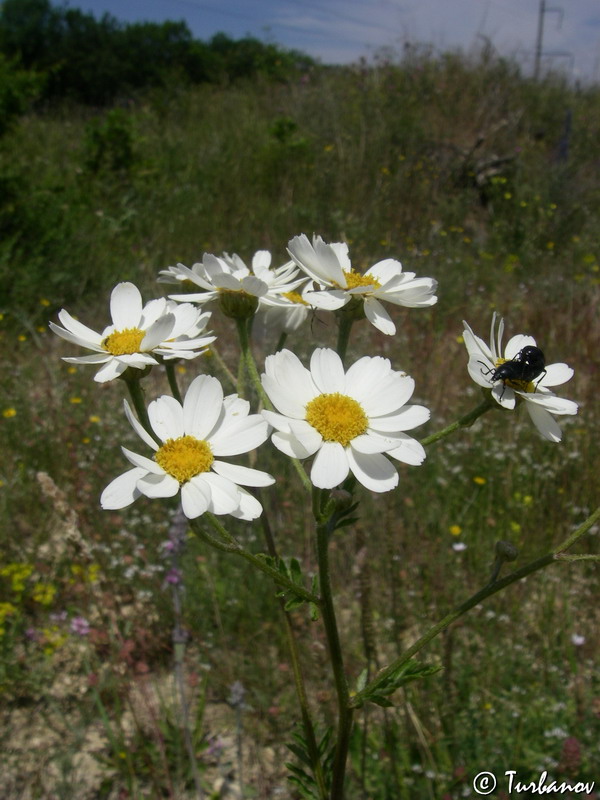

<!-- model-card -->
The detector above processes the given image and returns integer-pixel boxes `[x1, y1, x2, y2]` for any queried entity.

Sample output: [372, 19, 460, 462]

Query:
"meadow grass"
[0, 50, 599, 798]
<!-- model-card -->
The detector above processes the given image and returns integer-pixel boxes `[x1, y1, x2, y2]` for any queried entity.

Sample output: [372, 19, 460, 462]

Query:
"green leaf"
[355, 667, 368, 693]
[368, 694, 394, 708]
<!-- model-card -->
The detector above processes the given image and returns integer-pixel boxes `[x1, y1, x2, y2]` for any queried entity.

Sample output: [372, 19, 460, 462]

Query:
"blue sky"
[74, 0, 600, 81]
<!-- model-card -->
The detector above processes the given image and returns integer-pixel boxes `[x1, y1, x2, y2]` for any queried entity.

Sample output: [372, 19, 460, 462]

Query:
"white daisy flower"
[101, 374, 275, 520]
[258, 280, 312, 333]
[261, 348, 429, 492]
[50, 282, 215, 382]
[286, 234, 438, 335]
[462, 313, 578, 442]
[161, 250, 305, 307]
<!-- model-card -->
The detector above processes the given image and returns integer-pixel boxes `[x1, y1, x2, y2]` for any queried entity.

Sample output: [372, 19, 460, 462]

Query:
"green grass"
[1, 49, 599, 798]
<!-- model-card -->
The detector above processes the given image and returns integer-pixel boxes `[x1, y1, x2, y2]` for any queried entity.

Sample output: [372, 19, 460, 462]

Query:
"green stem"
[189, 514, 319, 605]
[316, 515, 353, 799]
[209, 344, 238, 392]
[165, 362, 183, 404]
[553, 506, 600, 553]
[336, 316, 354, 366]
[420, 397, 495, 447]
[122, 370, 153, 436]
[258, 505, 328, 800]
[351, 507, 600, 709]
[555, 554, 600, 562]
[275, 331, 288, 352]
[235, 316, 313, 494]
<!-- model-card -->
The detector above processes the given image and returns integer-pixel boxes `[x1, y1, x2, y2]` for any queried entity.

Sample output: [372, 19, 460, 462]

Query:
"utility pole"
[534, 0, 564, 79]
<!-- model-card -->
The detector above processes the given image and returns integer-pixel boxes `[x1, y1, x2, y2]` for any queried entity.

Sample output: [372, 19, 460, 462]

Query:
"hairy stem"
[420, 397, 495, 447]
[352, 506, 600, 709]
[316, 513, 353, 798]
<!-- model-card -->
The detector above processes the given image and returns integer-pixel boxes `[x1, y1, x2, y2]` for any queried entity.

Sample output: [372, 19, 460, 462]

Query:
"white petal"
[212, 461, 275, 487]
[209, 415, 269, 456]
[467, 355, 494, 388]
[121, 446, 162, 472]
[201, 473, 241, 514]
[520, 392, 578, 416]
[137, 472, 180, 498]
[240, 276, 269, 297]
[252, 250, 272, 274]
[365, 259, 403, 284]
[181, 479, 211, 518]
[94, 359, 128, 382]
[230, 488, 263, 520]
[370, 404, 430, 432]
[310, 442, 349, 489]
[386, 435, 427, 465]
[62, 353, 111, 365]
[289, 420, 323, 455]
[148, 395, 185, 441]
[346, 449, 398, 493]
[100, 468, 145, 509]
[492, 383, 516, 409]
[50, 316, 103, 350]
[271, 431, 319, 459]
[360, 374, 416, 417]
[56, 309, 104, 345]
[304, 290, 348, 310]
[504, 334, 536, 360]
[540, 363, 574, 387]
[344, 356, 392, 401]
[123, 399, 160, 450]
[262, 409, 294, 432]
[350, 434, 398, 454]
[110, 283, 142, 329]
[526, 403, 563, 442]
[310, 348, 345, 393]
[183, 374, 224, 438]
[140, 314, 176, 350]
[363, 297, 396, 335]
[262, 349, 319, 417]
[462, 322, 493, 362]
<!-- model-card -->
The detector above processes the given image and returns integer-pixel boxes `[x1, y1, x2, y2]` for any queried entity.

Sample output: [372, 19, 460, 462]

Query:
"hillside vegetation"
[0, 11, 599, 798]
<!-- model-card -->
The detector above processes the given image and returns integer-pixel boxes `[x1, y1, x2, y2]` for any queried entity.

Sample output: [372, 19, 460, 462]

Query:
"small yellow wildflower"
[32, 582, 57, 606]
[510, 521, 522, 534]
[449, 524, 462, 536]
[473, 476, 486, 486]
[2, 408, 17, 418]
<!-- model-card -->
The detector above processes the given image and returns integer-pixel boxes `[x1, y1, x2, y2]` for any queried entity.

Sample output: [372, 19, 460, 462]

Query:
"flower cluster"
[50, 234, 579, 522]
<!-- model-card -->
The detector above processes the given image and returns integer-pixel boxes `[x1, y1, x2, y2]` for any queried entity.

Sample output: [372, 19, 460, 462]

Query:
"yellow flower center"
[341, 270, 381, 291]
[154, 435, 214, 484]
[282, 290, 308, 305]
[102, 328, 145, 355]
[305, 393, 368, 447]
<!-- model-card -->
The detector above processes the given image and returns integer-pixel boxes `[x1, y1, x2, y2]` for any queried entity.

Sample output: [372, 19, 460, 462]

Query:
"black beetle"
[481, 345, 546, 397]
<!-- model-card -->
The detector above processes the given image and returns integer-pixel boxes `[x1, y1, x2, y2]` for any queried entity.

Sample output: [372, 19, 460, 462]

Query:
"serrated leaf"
[289, 557, 303, 583]
[284, 595, 306, 612]
[286, 763, 316, 784]
[369, 694, 394, 707]
[286, 743, 312, 767]
[318, 726, 333, 756]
